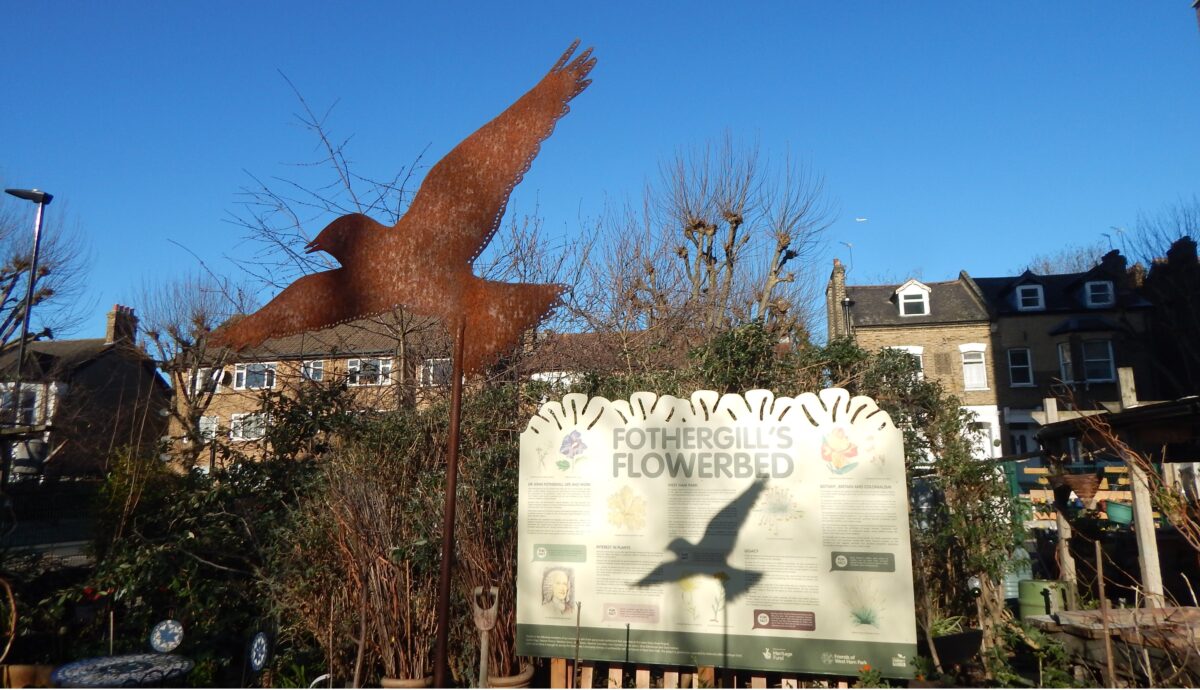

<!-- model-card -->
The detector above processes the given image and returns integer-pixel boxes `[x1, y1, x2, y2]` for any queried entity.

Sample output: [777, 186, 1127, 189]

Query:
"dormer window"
[895, 280, 931, 317]
[1015, 284, 1044, 311]
[1084, 281, 1114, 307]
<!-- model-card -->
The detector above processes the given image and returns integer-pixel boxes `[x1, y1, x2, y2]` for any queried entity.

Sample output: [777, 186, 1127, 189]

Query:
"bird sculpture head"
[304, 213, 370, 261]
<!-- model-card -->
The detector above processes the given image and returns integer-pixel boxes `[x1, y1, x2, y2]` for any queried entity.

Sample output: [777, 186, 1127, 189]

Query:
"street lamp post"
[2, 188, 53, 488]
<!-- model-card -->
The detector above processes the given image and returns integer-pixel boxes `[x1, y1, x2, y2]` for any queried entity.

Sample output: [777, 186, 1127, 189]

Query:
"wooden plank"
[1118, 367, 1165, 609]
[696, 666, 715, 688]
[551, 658, 568, 688]
[580, 662, 594, 689]
[750, 674, 768, 687]
[678, 671, 692, 688]
[662, 668, 679, 688]
[608, 664, 623, 688]
[635, 665, 651, 688]
[1045, 398, 1079, 609]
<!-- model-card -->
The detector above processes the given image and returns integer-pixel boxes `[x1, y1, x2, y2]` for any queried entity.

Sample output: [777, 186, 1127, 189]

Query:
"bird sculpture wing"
[210, 270, 353, 351]
[397, 40, 595, 268]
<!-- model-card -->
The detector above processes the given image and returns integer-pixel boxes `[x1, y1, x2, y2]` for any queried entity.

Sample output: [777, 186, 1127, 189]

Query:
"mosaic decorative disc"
[149, 619, 184, 653]
[249, 632, 270, 672]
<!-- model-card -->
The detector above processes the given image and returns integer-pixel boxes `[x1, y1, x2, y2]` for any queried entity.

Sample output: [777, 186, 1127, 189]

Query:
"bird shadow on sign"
[633, 477, 768, 602]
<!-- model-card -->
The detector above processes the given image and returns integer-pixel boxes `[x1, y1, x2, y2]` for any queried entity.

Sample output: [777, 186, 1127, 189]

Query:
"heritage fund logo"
[762, 647, 794, 662]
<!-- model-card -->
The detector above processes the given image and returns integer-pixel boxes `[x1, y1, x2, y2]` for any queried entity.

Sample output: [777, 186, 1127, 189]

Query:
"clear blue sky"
[3, 2, 1198, 340]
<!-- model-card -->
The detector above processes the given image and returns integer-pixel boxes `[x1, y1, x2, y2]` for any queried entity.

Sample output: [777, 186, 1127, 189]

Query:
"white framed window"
[0, 385, 40, 426]
[1007, 348, 1034, 387]
[887, 345, 924, 378]
[895, 280, 931, 317]
[1082, 340, 1115, 382]
[1057, 342, 1074, 382]
[198, 415, 219, 442]
[347, 358, 392, 386]
[900, 293, 927, 316]
[1085, 281, 1114, 307]
[419, 358, 453, 387]
[1015, 284, 1044, 311]
[190, 367, 223, 395]
[301, 360, 325, 382]
[960, 343, 988, 390]
[230, 412, 267, 441]
[234, 362, 276, 390]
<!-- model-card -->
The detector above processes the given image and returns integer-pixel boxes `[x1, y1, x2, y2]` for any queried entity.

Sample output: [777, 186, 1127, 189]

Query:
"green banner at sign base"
[518, 624, 917, 678]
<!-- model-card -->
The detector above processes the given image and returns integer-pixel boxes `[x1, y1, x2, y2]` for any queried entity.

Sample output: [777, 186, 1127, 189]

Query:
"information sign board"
[516, 389, 917, 677]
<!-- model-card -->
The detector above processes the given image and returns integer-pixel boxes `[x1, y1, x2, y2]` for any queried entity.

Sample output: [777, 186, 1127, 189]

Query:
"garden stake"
[472, 585, 499, 686]
[572, 601, 581, 689]
[1095, 540, 1116, 688]
[433, 322, 466, 687]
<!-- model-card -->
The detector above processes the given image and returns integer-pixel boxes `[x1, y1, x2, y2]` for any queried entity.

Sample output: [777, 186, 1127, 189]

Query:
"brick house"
[0, 305, 171, 478]
[173, 313, 457, 458]
[172, 313, 691, 462]
[973, 250, 1154, 456]
[826, 259, 1002, 458]
[826, 250, 1155, 460]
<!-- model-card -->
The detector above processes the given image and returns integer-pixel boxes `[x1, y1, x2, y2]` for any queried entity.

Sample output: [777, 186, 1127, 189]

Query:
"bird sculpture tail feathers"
[460, 278, 565, 374]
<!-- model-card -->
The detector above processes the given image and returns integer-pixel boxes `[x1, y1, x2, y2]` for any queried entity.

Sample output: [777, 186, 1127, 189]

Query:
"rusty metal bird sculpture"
[212, 42, 595, 372]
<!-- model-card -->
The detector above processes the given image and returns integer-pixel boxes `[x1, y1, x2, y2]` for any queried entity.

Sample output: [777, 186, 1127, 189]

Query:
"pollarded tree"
[0, 191, 90, 347]
[138, 272, 256, 465]
[574, 134, 833, 370]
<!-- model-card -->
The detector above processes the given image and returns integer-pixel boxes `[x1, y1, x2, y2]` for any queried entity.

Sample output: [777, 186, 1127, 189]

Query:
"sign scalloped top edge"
[522, 388, 895, 437]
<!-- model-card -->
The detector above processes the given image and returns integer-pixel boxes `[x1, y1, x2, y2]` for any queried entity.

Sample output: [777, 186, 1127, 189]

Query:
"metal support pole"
[433, 320, 466, 687]
[2, 189, 52, 491]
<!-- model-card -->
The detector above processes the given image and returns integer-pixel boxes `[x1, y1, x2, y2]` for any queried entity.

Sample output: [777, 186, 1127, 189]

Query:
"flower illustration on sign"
[556, 430, 587, 471]
[710, 571, 729, 621]
[820, 427, 859, 474]
[677, 574, 704, 621]
[607, 485, 646, 530]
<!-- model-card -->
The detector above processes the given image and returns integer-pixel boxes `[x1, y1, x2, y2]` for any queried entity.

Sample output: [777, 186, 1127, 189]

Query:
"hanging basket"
[1050, 473, 1102, 510]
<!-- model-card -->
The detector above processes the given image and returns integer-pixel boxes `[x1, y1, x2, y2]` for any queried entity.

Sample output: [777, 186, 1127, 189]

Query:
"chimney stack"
[826, 258, 850, 339]
[106, 304, 138, 344]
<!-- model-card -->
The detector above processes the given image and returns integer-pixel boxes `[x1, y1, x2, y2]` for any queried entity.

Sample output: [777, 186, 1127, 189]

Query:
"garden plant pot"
[931, 629, 983, 667]
[1, 664, 55, 689]
[1103, 500, 1133, 526]
[488, 662, 535, 688]
[381, 675, 433, 688]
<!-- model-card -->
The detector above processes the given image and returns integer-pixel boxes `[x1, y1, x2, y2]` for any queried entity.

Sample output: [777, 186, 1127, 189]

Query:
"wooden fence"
[546, 660, 855, 688]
